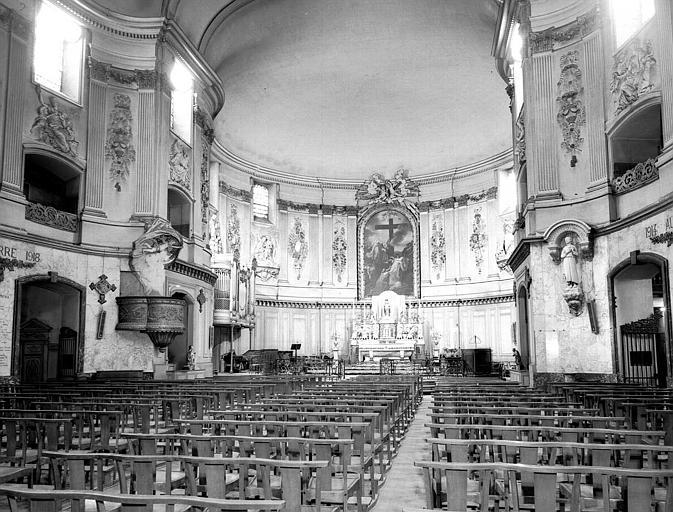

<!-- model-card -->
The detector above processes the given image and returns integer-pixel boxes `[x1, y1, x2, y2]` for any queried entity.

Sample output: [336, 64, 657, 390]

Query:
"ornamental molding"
[612, 158, 659, 194]
[226, 203, 241, 257]
[105, 93, 136, 191]
[355, 169, 420, 207]
[194, 106, 215, 144]
[332, 220, 347, 283]
[54, 2, 162, 40]
[515, 106, 526, 166]
[25, 203, 78, 232]
[88, 58, 160, 88]
[430, 216, 446, 280]
[610, 39, 656, 115]
[469, 206, 487, 274]
[543, 218, 593, 263]
[169, 138, 192, 191]
[556, 51, 585, 167]
[529, 8, 600, 54]
[288, 217, 308, 280]
[256, 295, 515, 309]
[220, 182, 252, 201]
[199, 139, 211, 225]
[254, 234, 279, 267]
[31, 87, 79, 158]
[167, 259, 218, 286]
[278, 199, 320, 214]
[419, 187, 498, 211]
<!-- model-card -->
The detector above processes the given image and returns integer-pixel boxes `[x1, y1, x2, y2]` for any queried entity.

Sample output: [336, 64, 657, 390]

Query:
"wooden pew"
[0, 486, 286, 512]
[413, 461, 673, 512]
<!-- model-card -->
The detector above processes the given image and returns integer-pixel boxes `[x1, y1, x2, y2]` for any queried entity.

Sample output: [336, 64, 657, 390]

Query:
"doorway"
[610, 254, 671, 386]
[13, 275, 85, 382]
[516, 285, 530, 370]
[168, 292, 192, 370]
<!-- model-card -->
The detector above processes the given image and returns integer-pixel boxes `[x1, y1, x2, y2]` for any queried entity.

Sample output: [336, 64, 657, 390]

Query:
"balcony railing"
[612, 158, 658, 194]
[25, 202, 78, 232]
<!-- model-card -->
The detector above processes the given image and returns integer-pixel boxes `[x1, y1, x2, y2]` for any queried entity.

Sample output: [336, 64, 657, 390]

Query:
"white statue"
[561, 236, 580, 286]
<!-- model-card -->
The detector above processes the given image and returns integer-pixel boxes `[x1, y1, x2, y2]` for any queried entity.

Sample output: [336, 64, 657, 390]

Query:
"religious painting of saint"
[361, 209, 415, 297]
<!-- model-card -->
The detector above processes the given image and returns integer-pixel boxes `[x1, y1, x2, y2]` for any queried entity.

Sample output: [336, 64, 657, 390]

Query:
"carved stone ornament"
[116, 296, 186, 352]
[200, 139, 210, 225]
[31, 86, 79, 157]
[430, 217, 446, 280]
[0, 257, 35, 283]
[129, 218, 184, 295]
[556, 51, 585, 167]
[135, 69, 157, 89]
[169, 139, 192, 191]
[89, 274, 117, 304]
[612, 158, 658, 194]
[288, 217, 308, 280]
[355, 169, 420, 206]
[197, 289, 206, 313]
[563, 282, 584, 316]
[529, 8, 599, 54]
[25, 203, 78, 232]
[208, 212, 223, 254]
[220, 183, 253, 202]
[253, 234, 280, 282]
[469, 207, 487, 274]
[332, 221, 347, 283]
[105, 93, 136, 191]
[515, 106, 526, 165]
[610, 39, 656, 114]
[226, 203, 241, 256]
[621, 313, 661, 334]
[543, 219, 593, 263]
[495, 215, 516, 274]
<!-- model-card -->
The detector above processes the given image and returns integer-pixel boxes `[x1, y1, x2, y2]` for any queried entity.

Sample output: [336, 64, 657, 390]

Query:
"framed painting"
[357, 205, 420, 299]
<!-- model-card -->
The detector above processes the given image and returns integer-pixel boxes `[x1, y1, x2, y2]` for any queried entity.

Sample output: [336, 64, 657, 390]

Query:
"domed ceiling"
[89, 0, 512, 180]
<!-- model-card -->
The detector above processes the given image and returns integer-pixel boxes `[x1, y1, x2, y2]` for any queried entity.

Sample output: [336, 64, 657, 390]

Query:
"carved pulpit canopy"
[543, 219, 593, 263]
[356, 169, 420, 207]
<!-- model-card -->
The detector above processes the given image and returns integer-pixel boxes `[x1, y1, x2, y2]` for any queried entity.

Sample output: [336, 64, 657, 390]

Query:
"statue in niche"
[560, 235, 584, 316]
[561, 236, 580, 286]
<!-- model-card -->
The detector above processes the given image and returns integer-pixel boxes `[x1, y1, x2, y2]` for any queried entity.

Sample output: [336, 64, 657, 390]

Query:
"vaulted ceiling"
[87, 0, 512, 179]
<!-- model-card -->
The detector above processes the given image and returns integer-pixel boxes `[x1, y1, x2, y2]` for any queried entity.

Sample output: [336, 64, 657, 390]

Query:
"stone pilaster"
[528, 52, 561, 199]
[1, 10, 30, 197]
[656, 0, 673, 149]
[583, 33, 609, 190]
[83, 77, 108, 217]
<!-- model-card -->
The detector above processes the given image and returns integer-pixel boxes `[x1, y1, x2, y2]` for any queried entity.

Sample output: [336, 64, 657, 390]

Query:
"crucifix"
[375, 215, 403, 241]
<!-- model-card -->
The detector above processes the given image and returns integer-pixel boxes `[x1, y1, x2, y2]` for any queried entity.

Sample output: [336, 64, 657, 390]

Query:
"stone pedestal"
[168, 369, 206, 380]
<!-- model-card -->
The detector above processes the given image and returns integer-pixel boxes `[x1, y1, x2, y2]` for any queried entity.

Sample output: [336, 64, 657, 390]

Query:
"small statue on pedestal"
[186, 345, 196, 371]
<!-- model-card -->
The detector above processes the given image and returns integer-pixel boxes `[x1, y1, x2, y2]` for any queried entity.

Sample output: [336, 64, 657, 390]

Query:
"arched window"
[33, 1, 84, 102]
[170, 59, 194, 145]
[167, 188, 191, 238]
[610, 0, 655, 47]
[252, 183, 270, 221]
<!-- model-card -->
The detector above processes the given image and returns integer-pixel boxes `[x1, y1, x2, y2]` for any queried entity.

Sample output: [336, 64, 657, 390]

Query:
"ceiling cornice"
[212, 139, 513, 190]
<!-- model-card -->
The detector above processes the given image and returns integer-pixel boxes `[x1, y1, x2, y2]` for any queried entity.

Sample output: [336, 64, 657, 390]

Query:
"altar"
[350, 291, 424, 361]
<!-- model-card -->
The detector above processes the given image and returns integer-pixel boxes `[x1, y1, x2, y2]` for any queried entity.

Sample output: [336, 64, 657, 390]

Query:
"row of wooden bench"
[411, 380, 673, 511]
[0, 374, 423, 512]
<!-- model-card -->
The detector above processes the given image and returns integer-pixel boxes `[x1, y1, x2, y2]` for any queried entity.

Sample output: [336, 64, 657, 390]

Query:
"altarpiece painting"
[358, 205, 419, 299]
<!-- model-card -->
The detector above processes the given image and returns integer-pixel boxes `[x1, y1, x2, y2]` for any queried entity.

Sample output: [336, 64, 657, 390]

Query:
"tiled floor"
[373, 398, 430, 512]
